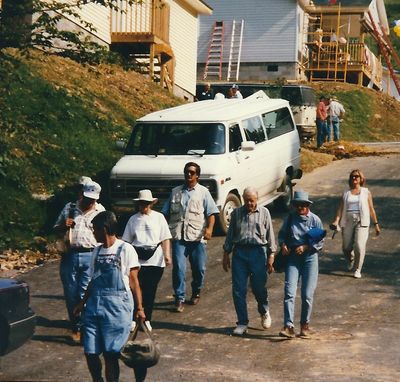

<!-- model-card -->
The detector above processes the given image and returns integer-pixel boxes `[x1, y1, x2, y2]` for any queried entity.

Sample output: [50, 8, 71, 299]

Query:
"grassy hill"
[0, 48, 400, 251]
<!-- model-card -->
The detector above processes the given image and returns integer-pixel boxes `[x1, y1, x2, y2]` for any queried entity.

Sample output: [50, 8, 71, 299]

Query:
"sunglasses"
[185, 170, 197, 176]
[351, 175, 360, 179]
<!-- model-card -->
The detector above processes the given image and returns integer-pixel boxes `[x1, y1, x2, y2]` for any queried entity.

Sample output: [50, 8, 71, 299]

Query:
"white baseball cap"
[83, 181, 101, 200]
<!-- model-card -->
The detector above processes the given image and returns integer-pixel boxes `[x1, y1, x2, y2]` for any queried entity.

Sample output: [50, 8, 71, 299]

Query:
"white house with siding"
[1, 0, 212, 100]
[198, 0, 389, 89]
[80, 0, 212, 99]
[198, 0, 310, 82]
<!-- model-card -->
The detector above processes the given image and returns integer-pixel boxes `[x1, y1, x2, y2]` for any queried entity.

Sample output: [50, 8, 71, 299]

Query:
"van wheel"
[276, 175, 293, 211]
[219, 193, 241, 234]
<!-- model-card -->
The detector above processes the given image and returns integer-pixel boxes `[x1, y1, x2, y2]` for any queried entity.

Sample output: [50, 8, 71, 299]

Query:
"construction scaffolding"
[302, 4, 384, 90]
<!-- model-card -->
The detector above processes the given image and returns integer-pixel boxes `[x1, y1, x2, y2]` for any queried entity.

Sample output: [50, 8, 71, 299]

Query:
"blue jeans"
[232, 246, 269, 326]
[172, 240, 207, 302]
[330, 116, 340, 141]
[283, 252, 318, 327]
[316, 119, 328, 148]
[59, 251, 92, 330]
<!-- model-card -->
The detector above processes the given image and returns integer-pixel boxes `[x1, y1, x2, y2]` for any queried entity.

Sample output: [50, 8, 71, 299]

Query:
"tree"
[0, 0, 141, 63]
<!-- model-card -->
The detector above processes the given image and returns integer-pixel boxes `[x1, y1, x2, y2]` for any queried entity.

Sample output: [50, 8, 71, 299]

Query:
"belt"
[235, 243, 265, 248]
[70, 247, 94, 253]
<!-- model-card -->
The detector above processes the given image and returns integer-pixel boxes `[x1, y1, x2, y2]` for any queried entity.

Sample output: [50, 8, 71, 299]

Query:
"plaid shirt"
[223, 205, 277, 254]
[54, 201, 105, 249]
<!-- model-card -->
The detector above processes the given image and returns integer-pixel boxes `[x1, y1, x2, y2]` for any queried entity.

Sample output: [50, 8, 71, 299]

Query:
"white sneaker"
[354, 270, 362, 279]
[144, 321, 152, 332]
[233, 324, 248, 336]
[261, 311, 272, 329]
[130, 321, 137, 332]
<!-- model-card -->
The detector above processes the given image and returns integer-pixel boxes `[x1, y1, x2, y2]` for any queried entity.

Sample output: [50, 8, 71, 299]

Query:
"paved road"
[1, 154, 400, 381]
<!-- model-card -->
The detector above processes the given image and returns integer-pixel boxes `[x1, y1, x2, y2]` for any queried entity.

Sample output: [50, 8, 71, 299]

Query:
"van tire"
[276, 175, 293, 211]
[219, 193, 241, 234]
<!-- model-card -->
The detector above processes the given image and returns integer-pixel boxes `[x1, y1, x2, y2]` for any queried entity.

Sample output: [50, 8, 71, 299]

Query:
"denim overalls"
[83, 244, 133, 354]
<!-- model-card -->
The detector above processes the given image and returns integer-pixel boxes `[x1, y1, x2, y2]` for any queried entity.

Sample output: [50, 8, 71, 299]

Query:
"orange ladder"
[203, 21, 224, 80]
[368, 11, 400, 96]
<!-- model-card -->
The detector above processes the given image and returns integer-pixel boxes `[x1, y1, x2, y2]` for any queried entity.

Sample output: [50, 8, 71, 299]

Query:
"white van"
[109, 91, 302, 233]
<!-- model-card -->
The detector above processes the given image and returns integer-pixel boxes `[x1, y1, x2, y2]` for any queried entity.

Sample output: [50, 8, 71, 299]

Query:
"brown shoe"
[70, 330, 81, 344]
[300, 323, 312, 338]
[190, 294, 200, 305]
[175, 301, 184, 313]
[279, 326, 296, 338]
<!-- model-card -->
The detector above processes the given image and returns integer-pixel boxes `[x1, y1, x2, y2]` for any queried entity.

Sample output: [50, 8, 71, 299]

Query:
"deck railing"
[111, 0, 169, 43]
[307, 41, 382, 81]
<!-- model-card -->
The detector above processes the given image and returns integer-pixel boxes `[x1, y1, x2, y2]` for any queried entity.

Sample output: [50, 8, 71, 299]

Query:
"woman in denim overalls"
[75, 211, 145, 382]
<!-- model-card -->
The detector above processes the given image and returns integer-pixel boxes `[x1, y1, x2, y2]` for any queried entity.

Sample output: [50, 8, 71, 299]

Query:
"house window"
[267, 65, 279, 72]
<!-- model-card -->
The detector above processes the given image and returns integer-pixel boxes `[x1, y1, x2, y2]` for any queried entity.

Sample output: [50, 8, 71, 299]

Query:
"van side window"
[229, 124, 243, 152]
[263, 107, 295, 139]
[242, 116, 266, 143]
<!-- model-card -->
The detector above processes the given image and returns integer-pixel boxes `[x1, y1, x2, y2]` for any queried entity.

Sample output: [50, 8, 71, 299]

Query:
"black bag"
[273, 250, 288, 273]
[120, 320, 160, 368]
[133, 243, 161, 261]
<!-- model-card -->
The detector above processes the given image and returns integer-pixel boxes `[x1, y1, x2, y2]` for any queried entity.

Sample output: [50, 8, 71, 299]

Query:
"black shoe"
[190, 294, 200, 305]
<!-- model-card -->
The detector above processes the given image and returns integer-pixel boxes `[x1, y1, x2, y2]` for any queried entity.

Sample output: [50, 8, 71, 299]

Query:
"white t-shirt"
[122, 210, 172, 267]
[89, 239, 140, 293]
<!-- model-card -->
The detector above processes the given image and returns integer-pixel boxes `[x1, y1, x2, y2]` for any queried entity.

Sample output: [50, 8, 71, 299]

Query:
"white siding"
[56, 0, 111, 44]
[198, 0, 298, 64]
[168, 0, 199, 96]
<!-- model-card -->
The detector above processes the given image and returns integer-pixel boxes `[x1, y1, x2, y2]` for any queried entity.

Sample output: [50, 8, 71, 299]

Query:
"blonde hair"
[348, 169, 365, 187]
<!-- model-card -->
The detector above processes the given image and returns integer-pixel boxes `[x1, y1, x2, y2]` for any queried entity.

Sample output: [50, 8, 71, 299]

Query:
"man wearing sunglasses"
[162, 162, 219, 312]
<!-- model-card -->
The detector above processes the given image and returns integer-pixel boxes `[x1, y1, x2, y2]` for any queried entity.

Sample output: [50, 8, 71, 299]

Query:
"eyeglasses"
[185, 170, 197, 176]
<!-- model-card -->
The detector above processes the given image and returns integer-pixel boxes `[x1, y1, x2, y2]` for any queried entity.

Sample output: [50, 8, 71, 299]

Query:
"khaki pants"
[341, 212, 369, 272]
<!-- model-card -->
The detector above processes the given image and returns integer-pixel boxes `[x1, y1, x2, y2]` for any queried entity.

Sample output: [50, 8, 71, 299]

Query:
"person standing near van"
[328, 96, 345, 141]
[197, 83, 214, 101]
[222, 187, 276, 336]
[231, 84, 243, 99]
[162, 162, 219, 312]
[316, 96, 328, 148]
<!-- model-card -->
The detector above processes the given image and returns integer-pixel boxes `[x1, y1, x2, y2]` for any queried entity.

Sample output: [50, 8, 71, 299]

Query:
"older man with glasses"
[162, 162, 219, 312]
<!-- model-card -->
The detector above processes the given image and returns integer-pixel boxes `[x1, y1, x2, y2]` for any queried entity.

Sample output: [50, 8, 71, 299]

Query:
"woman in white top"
[122, 190, 172, 327]
[331, 169, 380, 278]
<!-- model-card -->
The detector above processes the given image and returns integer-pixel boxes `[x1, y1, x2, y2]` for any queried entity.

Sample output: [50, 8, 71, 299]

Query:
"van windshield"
[125, 123, 226, 155]
[281, 87, 315, 106]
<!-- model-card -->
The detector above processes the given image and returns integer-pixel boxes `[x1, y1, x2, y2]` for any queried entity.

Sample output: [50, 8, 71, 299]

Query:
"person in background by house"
[328, 96, 345, 141]
[230, 84, 243, 99]
[122, 189, 172, 331]
[222, 187, 276, 336]
[162, 162, 219, 313]
[74, 211, 145, 382]
[316, 95, 328, 148]
[331, 169, 380, 279]
[196, 83, 214, 101]
[278, 190, 325, 339]
[54, 180, 105, 343]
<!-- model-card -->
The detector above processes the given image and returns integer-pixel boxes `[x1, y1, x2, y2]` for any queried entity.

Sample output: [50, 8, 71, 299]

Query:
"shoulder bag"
[120, 320, 160, 368]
